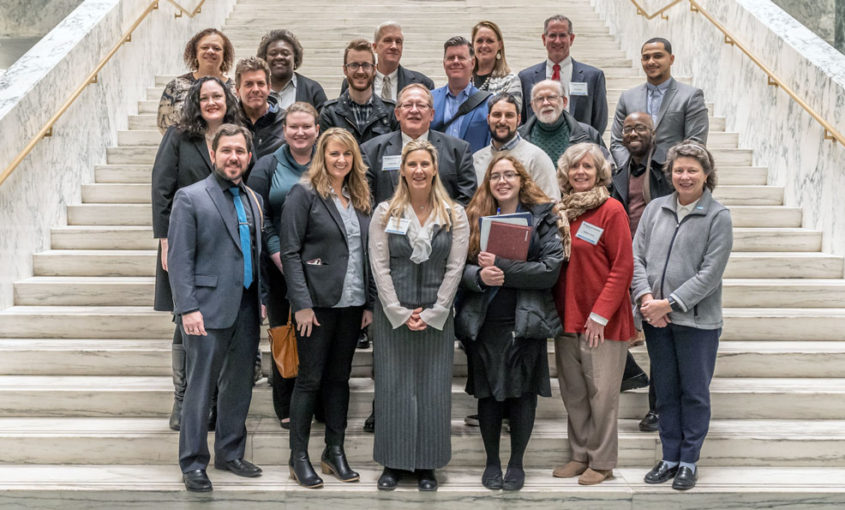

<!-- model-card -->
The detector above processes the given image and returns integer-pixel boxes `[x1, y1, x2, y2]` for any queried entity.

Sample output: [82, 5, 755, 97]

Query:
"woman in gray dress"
[369, 140, 469, 491]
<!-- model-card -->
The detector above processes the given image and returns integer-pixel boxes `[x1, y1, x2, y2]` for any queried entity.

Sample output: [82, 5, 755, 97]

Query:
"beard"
[491, 126, 516, 145]
[213, 162, 246, 184]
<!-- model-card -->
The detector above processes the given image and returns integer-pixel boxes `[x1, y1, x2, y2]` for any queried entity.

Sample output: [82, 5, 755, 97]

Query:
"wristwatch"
[667, 296, 682, 312]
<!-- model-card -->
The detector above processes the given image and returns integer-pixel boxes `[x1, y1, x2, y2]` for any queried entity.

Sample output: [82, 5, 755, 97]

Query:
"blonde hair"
[307, 128, 371, 213]
[471, 20, 510, 77]
[383, 140, 455, 230]
[557, 142, 613, 195]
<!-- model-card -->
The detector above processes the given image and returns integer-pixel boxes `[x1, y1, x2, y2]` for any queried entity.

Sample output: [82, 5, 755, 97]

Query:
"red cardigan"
[554, 198, 636, 342]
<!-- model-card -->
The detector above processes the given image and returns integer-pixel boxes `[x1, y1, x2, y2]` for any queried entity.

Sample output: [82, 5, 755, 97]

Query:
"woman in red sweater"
[551, 142, 635, 485]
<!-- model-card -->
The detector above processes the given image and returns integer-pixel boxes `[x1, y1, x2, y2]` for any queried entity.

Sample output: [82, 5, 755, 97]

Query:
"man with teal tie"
[168, 124, 266, 492]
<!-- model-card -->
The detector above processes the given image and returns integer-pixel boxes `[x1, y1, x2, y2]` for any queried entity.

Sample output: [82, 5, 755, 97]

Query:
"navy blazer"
[518, 58, 608, 135]
[279, 182, 371, 312]
[167, 174, 264, 329]
[430, 84, 491, 154]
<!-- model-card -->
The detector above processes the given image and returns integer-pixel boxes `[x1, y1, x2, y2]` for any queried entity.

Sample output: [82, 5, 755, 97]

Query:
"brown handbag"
[268, 312, 298, 378]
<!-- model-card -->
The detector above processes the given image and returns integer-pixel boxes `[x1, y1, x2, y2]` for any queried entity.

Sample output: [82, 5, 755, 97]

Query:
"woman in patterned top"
[471, 21, 523, 105]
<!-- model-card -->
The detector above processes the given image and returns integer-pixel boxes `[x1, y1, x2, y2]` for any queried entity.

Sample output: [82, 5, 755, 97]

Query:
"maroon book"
[487, 221, 531, 261]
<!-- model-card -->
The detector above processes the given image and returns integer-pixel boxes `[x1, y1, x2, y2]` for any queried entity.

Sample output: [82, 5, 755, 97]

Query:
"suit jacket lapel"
[570, 61, 585, 114]
[192, 138, 214, 173]
[205, 177, 241, 248]
[655, 80, 678, 128]
[384, 132, 402, 196]
[320, 193, 348, 243]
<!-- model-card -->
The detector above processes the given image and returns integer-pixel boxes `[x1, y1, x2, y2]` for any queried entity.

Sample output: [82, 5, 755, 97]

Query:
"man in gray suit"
[168, 124, 266, 492]
[610, 38, 709, 168]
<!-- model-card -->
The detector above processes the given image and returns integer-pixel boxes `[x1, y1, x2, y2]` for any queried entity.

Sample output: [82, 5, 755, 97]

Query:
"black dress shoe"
[321, 445, 359, 482]
[357, 331, 370, 349]
[183, 469, 212, 492]
[363, 411, 375, 433]
[417, 469, 438, 491]
[620, 372, 649, 392]
[638, 411, 659, 432]
[279, 418, 290, 430]
[644, 461, 679, 484]
[503, 465, 525, 491]
[214, 458, 262, 478]
[482, 465, 503, 490]
[672, 466, 697, 490]
[289, 452, 323, 488]
[377, 466, 401, 490]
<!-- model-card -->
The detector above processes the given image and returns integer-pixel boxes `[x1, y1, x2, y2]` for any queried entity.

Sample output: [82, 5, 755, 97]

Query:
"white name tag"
[570, 82, 589, 96]
[382, 155, 401, 171]
[575, 221, 604, 245]
[385, 217, 411, 235]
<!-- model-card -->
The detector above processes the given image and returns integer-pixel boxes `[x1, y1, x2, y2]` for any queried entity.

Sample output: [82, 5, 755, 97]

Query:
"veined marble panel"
[590, 0, 845, 266]
[0, 0, 237, 309]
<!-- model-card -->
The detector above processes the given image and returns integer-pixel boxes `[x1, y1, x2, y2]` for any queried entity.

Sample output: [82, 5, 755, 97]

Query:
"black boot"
[289, 451, 323, 488]
[169, 344, 186, 431]
[321, 445, 359, 482]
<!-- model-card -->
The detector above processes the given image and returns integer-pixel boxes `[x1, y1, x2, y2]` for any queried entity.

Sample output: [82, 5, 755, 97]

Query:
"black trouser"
[289, 306, 363, 454]
[179, 286, 259, 472]
[623, 350, 656, 411]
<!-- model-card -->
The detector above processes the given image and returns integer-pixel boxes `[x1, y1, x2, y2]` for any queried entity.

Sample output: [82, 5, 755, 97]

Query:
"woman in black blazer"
[151, 76, 240, 431]
[280, 127, 372, 488]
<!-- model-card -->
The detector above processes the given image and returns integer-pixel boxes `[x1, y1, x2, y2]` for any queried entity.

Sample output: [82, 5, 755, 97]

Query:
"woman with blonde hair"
[279, 127, 372, 488]
[471, 20, 523, 104]
[456, 154, 563, 490]
[369, 140, 469, 491]
[551, 142, 635, 485]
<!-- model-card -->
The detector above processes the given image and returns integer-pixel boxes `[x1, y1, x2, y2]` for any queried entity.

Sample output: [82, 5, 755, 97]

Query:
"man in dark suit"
[431, 36, 491, 154]
[518, 14, 608, 135]
[168, 124, 266, 492]
[320, 39, 398, 145]
[341, 21, 435, 100]
[256, 29, 327, 111]
[610, 38, 709, 169]
[363, 83, 477, 206]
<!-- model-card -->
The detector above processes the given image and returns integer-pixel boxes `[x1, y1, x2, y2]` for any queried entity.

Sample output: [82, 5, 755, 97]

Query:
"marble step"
[67, 204, 151, 226]
[1, 376, 843, 419]
[727, 205, 801, 227]
[720, 308, 845, 341]
[81, 183, 150, 204]
[0, 306, 173, 339]
[1, 465, 843, 509]
[722, 279, 845, 308]
[713, 185, 782, 205]
[51, 226, 155, 250]
[94, 164, 150, 183]
[724, 252, 843, 278]
[14, 277, 155, 306]
[730, 228, 820, 252]
[2, 417, 843, 467]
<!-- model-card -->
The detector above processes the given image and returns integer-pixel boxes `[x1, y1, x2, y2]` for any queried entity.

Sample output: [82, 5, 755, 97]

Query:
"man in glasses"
[319, 39, 398, 144]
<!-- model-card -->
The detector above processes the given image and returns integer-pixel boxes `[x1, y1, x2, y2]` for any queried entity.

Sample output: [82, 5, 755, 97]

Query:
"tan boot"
[553, 460, 588, 478]
[578, 468, 614, 485]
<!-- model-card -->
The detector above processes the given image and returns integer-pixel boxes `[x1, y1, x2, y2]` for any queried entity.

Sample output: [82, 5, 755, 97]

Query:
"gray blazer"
[610, 78, 709, 168]
[167, 174, 264, 329]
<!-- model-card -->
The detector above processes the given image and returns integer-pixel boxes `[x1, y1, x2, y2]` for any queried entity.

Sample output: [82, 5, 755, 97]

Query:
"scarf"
[554, 185, 610, 260]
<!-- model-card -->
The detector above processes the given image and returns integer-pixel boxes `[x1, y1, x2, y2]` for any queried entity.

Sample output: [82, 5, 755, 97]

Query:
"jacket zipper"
[658, 212, 692, 300]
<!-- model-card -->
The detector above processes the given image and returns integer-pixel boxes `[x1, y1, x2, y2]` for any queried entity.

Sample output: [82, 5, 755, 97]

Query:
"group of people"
[152, 15, 730, 495]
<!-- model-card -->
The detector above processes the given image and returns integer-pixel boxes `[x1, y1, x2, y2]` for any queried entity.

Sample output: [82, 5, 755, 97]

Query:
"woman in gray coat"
[456, 154, 563, 491]
[632, 140, 733, 491]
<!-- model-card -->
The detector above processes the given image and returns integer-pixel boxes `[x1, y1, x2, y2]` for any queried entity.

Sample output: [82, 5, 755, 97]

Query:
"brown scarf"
[554, 186, 610, 260]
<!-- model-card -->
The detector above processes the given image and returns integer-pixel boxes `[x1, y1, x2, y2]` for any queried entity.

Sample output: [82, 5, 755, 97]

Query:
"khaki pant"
[554, 333, 628, 470]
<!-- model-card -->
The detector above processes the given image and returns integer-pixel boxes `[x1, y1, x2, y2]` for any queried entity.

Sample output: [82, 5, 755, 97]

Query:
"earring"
[496, 52, 502, 60]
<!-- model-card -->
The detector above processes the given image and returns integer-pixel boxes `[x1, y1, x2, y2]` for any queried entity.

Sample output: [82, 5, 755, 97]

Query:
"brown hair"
[344, 38, 375, 65]
[283, 101, 319, 125]
[256, 29, 304, 69]
[234, 56, 271, 89]
[307, 128, 371, 214]
[383, 140, 455, 231]
[184, 28, 234, 73]
[664, 139, 717, 191]
[465, 154, 551, 260]
[471, 20, 511, 77]
[211, 123, 253, 152]
[557, 143, 613, 194]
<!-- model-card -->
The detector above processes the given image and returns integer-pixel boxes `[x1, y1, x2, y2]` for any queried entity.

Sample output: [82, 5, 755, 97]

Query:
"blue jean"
[643, 323, 719, 464]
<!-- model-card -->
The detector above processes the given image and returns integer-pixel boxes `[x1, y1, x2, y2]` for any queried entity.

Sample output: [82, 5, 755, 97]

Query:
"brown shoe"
[578, 468, 614, 485]
[552, 461, 587, 478]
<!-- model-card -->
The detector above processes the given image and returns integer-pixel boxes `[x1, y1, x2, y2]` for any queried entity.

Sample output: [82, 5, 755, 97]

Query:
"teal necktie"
[228, 187, 253, 289]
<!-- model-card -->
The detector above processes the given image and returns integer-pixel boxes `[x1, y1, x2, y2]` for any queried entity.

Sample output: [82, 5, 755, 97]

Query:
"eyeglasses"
[532, 94, 561, 104]
[344, 62, 374, 72]
[622, 125, 651, 135]
[398, 102, 431, 111]
[489, 171, 518, 182]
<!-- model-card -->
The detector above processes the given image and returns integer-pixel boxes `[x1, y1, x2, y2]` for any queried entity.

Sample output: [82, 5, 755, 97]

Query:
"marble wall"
[591, 0, 845, 266]
[0, 0, 84, 37]
[772, 0, 835, 46]
[0, 0, 237, 308]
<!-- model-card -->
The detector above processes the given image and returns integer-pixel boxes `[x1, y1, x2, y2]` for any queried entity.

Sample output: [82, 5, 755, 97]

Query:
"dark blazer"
[361, 129, 477, 206]
[518, 109, 606, 148]
[341, 64, 435, 96]
[431, 84, 491, 154]
[150, 126, 215, 311]
[167, 174, 264, 329]
[241, 96, 286, 161]
[610, 152, 673, 213]
[518, 58, 608, 135]
[295, 72, 328, 112]
[319, 91, 399, 145]
[279, 182, 372, 312]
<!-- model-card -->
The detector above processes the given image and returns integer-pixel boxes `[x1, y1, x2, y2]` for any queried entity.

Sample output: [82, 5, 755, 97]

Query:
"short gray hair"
[664, 139, 718, 191]
[374, 21, 401, 42]
[544, 15, 573, 34]
[531, 79, 568, 102]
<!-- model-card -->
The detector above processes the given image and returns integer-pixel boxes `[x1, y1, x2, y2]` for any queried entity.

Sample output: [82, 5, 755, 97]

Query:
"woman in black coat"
[151, 76, 240, 431]
[456, 154, 564, 491]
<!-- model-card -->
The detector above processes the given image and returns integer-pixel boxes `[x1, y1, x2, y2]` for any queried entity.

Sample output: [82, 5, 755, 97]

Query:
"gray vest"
[388, 226, 452, 309]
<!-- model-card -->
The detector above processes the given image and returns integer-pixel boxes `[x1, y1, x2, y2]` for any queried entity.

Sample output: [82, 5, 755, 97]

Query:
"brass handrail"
[0, 0, 208, 187]
[629, 0, 844, 146]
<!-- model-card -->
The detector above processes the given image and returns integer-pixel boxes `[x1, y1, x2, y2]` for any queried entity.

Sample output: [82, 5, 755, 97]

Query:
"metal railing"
[628, 0, 844, 146]
[0, 0, 207, 187]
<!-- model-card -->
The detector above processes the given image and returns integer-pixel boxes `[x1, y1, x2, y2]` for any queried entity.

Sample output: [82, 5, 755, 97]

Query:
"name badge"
[575, 221, 604, 245]
[385, 217, 411, 235]
[570, 82, 589, 96]
[382, 155, 401, 171]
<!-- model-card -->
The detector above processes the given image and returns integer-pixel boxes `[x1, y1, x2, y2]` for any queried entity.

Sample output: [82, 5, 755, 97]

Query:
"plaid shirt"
[350, 96, 375, 133]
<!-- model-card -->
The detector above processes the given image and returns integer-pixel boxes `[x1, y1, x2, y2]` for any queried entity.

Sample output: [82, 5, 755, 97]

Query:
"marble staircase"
[1, 0, 845, 507]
